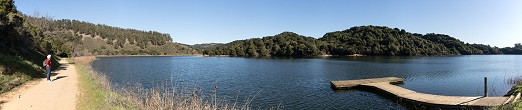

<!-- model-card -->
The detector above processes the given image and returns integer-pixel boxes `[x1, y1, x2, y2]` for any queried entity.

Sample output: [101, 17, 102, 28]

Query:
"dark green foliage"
[23, 16, 198, 56]
[25, 18, 173, 49]
[501, 43, 522, 54]
[1, 0, 34, 52]
[204, 32, 323, 57]
[320, 26, 454, 56]
[191, 43, 224, 54]
[202, 26, 505, 57]
[421, 33, 502, 55]
[1, 0, 197, 93]
[0, 0, 61, 94]
[469, 44, 502, 54]
[0, 0, 17, 23]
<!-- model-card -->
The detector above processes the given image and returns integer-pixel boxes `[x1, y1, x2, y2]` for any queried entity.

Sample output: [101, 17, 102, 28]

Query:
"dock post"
[484, 77, 488, 97]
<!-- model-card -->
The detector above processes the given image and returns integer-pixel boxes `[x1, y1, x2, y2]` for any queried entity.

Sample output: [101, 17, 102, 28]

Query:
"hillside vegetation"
[421, 33, 501, 55]
[24, 17, 198, 56]
[1, 0, 50, 93]
[320, 26, 453, 56]
[501, 43, 522, 54]
[0, 0, 196, 94]
[201, 26, 513, 57]
[200, 32, 324, 57]
[2, 0, 522, 96]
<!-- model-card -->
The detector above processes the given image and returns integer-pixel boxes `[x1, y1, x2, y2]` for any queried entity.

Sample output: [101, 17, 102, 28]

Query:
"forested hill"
[1, 0, 196, 93]
[201, 26, 509, 57]
[31, 19, 172, 48]
[421, 33, 501, 55]
[320, 26, 454, 56]
[501, 43, 522, 54]
[200, 32, 324, 56]
[24, 16, 198, 56]
[1, 0, 51, 93]
[191, 43, 224, 52]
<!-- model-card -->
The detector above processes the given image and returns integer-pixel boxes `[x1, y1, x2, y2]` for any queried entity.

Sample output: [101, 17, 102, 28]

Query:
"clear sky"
[14, 0, 522, 47]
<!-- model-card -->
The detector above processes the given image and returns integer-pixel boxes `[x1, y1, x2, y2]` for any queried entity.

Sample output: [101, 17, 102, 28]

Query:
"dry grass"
[506, 76, 522, 96]
[493, 76, 522, 110]
[116, 82, 256, 110]
[74, 56, 122, 110]
[72, 56, 97, 65]
[73, 56, 257, 110]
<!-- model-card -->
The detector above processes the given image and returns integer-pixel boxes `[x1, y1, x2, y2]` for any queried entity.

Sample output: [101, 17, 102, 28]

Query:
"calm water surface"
[91, 55, 522, 109]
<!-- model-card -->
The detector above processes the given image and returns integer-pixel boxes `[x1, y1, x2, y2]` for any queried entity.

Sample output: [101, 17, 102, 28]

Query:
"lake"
[91, 55, 522, 109]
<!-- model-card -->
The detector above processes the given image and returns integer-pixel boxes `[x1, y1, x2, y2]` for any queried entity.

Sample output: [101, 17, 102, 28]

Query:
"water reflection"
[92, 55, 522, 109]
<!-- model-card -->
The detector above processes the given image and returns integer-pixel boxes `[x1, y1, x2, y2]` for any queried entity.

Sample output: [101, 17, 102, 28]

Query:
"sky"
[14, 0, 522, 47]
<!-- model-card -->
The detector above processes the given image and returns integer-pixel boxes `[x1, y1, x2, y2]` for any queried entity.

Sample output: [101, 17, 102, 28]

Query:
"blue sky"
[15, 0, 522, 47]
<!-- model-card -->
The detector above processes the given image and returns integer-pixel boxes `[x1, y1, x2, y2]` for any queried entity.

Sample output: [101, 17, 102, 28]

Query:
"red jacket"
[46, 59, 52, 68]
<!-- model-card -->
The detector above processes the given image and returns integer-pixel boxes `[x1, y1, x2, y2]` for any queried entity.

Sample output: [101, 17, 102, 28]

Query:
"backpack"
[43, 60, 47, 67]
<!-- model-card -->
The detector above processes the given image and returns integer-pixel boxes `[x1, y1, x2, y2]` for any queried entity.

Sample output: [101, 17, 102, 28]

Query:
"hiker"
[46, 54, 52, 82]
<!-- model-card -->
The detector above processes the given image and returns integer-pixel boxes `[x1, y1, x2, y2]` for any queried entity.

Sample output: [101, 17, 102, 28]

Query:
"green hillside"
[24, 17, 198, 56]
[320, 26, 453, 56]
[1, 0, 50, 93]
[421, 33, 501, 55]
[0, 0, 197, 94]
[202, 26, 512, 57]
[501, 43, 522, 54]
[202, 32, 324, 57]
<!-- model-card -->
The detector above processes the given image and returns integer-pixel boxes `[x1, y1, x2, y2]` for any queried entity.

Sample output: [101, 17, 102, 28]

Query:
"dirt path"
[1, 58, 78, 110]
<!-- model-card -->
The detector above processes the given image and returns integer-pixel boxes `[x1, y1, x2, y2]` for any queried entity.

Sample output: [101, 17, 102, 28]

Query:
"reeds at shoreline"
[73, 56, 261, 110]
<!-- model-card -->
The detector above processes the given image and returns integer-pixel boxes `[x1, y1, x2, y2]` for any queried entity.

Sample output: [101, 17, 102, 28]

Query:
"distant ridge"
[200, 25, 516, 57]
[24, 16, 198, 56]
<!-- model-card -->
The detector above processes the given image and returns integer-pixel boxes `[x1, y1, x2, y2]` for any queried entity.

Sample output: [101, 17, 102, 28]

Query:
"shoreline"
[93, 54, 520, 58]
[72, 56, 254, 109]
[95, 54, 204, 57]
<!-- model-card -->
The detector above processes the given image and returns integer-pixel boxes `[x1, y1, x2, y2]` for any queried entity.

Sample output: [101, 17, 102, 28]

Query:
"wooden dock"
[331, 77, 404, 89]
[331, 77, 516, 107]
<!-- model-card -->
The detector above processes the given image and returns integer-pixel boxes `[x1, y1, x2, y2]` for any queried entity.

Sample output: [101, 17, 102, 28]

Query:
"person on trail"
[46, 54, 52, 82]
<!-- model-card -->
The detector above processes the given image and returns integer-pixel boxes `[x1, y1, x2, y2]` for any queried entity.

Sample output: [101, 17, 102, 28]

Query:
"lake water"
[91, 55, 522, 109]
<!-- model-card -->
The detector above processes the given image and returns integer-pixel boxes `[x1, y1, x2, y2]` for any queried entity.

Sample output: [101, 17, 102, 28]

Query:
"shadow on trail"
[52, 76, 68, 81]
[54, 63, 69, 71]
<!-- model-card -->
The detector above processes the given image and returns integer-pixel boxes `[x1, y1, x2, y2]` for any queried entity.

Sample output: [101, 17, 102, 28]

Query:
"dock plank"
[361, 82, 415, 96]
[332, 77, 509, 107]
[468, 97, 508, 106]
[331, 77, 403, 89]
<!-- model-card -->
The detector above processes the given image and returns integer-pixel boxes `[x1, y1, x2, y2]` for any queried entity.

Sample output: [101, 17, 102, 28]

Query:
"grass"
[509, 77, 522, 94]
[493, 77, 522, 110]
[74, 56, 258, 110]
[74, 56, 133, 110]
[0, 73, 31, 93]
[503, 77, 522, 110]
[0, 53, 43, 94]
[76, 64, 108, 110]
[0, 47, 61, 94]
[509, 101, 522, 110]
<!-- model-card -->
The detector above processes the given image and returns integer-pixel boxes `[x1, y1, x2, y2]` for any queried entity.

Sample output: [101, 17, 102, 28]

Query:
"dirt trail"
[1, 58, 78, 110]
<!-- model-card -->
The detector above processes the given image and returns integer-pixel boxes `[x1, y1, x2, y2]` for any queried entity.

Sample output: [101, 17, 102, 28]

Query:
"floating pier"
[331, 77, 516, 108]
[331, 77, 404, 89]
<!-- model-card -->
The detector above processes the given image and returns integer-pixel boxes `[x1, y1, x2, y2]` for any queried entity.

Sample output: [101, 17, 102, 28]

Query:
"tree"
[259, 46, 270, 56]
[201, 25, 503, 57]
[22, 14, 198, 56]
[247, 44, 258, 56]
[0, 0, 17, 23]
[501, 43, 522, 54]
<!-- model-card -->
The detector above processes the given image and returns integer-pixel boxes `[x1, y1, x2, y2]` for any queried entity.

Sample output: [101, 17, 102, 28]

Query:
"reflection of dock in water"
[331, 77, 518, 108]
